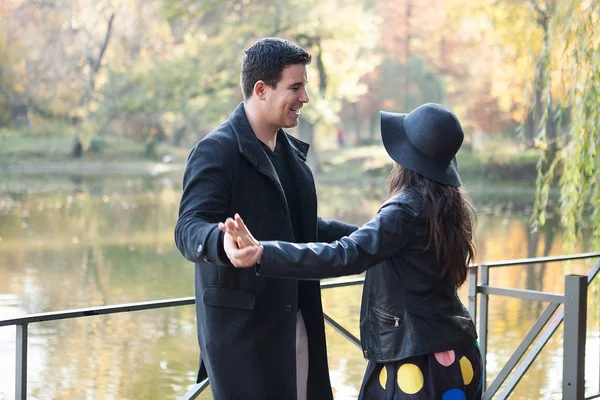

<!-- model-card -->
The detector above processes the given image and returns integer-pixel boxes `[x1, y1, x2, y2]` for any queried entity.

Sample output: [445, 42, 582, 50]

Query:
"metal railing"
[0, 277, 364, 400]
[1, 254, 598, 399]
[467, 252, 600, 400]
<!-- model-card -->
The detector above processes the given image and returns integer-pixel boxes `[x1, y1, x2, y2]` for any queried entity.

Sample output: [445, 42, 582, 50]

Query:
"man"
[174, 37, 357, 400]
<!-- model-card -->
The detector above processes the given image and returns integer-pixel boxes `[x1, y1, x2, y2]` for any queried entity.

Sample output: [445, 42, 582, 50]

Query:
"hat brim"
[380, 111, 462, 187]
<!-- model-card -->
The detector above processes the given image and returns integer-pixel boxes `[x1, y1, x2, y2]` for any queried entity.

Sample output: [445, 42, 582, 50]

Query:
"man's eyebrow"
[289, 81, 307, 88]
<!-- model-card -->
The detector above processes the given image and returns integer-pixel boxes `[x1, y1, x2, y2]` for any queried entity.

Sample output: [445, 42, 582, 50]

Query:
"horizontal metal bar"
[2, 255, 595, 328]
[483, 252, 600, 268]
[320, 277, 364, 290]
[0, 297, 196, 327]
[323, 312, 361, 349]
[478, 285, 564, 303]
[180, 378, 209, 400]
[586, 393, 600, 399]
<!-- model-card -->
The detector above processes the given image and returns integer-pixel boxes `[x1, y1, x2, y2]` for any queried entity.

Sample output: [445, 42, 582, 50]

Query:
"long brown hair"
[387, 163, 476, 288]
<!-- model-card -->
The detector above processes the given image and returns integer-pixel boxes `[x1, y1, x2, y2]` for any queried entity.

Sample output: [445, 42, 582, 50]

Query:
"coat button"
[284, 304, 293, 312]
[197, 244, 203, 254]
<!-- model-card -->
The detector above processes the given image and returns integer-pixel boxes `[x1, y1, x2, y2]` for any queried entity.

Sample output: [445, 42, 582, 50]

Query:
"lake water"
[0, 170, 598, 399]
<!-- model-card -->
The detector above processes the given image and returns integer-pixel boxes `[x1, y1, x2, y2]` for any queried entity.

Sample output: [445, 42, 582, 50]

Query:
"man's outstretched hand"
[219, 214, 262, 268]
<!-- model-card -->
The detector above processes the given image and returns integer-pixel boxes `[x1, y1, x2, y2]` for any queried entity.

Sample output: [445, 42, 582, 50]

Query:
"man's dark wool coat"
[175, 103, 357, 400]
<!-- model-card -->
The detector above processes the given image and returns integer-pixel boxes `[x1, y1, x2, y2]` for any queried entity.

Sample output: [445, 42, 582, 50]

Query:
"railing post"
[468, 265, 478, 325]
[563, 274, 587, 400]
[479, 264, 489, 391]
[16, 323, 28, 400]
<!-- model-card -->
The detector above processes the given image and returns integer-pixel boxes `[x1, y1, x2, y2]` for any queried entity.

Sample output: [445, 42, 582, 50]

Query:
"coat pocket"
[203, 286, 256, 310]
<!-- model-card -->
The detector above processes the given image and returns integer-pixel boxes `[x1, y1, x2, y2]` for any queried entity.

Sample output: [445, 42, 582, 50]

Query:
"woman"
[221, 103, 482, 400]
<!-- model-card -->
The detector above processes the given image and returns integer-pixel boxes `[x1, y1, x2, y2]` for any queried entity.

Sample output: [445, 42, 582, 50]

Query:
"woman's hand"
[218, 213, 259, 248]
[219, 214, 262, 268]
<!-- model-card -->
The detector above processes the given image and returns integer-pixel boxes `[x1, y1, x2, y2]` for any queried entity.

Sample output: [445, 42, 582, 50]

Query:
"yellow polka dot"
[379, 366, 387, 389]
[460, 356, 474, 385]
[397, 363, 424, 394]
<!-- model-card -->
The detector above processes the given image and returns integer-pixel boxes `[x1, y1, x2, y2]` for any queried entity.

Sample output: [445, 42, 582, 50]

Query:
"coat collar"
[228, 103, 309, 165]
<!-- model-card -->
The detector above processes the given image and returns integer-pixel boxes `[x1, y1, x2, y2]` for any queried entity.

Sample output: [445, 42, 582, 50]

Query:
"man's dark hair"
[241, 37, 311, 100]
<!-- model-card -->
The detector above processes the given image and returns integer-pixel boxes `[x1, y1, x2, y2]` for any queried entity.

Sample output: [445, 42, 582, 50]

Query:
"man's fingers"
[235, 214, 246, 230]
[234, 214, 259, 245]
[218, 222, 226, 233]
[225, 218, 238, 232]
[235, 214, 252, 239]
[223, 231, 237, 248]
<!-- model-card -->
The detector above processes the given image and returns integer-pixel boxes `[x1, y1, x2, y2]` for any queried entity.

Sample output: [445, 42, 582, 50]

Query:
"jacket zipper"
[371, 307, 400, 327]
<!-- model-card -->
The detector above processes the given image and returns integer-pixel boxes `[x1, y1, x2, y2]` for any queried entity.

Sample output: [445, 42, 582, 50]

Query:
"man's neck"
[245, 101, 278, 151]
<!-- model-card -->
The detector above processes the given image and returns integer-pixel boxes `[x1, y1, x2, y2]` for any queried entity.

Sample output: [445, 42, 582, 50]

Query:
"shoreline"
[0, 161, 186, 175]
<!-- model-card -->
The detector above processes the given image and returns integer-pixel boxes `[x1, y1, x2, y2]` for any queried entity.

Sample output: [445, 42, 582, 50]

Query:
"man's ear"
[254, 80, 267, 100]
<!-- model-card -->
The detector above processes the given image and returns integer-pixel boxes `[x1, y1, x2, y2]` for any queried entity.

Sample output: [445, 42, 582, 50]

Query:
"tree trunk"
[71, 135, 83, 158]
[171, 127, 186, 146]
[351, 103, 361, 146]
[369, 112, 378, 142]
[298, 119, 319, 173]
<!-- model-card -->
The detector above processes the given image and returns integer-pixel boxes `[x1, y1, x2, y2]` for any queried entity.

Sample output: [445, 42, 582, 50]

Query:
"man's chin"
[283, 119, 300, 128]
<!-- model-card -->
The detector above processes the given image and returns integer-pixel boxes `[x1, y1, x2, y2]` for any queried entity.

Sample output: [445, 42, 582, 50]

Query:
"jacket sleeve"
[174, 137, 233, 266]
[256, 206, 412, 279]
[317, 217, 359, 242]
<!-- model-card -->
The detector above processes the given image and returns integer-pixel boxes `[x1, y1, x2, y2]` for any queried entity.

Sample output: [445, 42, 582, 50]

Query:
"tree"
[533, 0, 600, 250]
[102, 0, 380, 154]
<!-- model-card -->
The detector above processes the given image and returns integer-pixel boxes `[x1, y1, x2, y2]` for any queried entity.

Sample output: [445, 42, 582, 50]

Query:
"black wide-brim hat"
[380, 103, 464, 187]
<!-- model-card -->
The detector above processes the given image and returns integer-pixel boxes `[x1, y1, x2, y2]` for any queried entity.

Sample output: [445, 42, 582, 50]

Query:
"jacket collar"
[379, 187, 424, 215]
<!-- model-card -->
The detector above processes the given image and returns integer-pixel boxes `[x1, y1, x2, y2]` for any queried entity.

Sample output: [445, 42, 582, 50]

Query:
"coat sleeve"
[174, 137, 233, 266]
[317, 217, 359, 242]
[256, 206, 412, 279]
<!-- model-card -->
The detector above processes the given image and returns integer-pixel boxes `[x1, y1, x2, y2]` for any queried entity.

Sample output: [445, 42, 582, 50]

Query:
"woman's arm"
[317, 218, 359, 242]
[255, 206, 412, 280]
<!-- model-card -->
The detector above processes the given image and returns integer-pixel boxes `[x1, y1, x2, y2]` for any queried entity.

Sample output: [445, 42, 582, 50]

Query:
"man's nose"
[300, 87, 310, 103]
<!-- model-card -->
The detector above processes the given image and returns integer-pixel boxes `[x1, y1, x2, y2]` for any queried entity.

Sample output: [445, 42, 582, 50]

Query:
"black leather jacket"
[256, 188, 478, 362]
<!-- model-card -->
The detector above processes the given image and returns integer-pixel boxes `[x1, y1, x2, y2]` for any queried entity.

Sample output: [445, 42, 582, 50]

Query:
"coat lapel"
[228, 103, 287, 207]
[280, 134, 319, 242]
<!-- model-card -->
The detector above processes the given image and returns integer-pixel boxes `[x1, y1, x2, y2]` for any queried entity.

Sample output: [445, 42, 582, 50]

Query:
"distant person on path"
[337, 126, 345, 148]
[174, 37, 357, 400]
[222, 103, 483, 400]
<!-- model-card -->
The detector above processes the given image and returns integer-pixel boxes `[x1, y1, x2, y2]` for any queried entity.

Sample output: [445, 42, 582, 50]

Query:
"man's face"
[263, 64, 310, 129]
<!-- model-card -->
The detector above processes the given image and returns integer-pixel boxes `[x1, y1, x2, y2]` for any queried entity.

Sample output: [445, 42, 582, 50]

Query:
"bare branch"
[92, 13, 115, 74]
[530, 0, 548, 21]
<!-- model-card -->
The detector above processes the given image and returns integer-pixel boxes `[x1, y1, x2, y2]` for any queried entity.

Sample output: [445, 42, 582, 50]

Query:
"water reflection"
[0, 171, 598, 399]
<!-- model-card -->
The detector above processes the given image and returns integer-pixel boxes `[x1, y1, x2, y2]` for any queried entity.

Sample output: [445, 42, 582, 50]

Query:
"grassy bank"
[1, 128, 540, 187]
[318, 144, 540, 187]
[0, 128, 190, 165]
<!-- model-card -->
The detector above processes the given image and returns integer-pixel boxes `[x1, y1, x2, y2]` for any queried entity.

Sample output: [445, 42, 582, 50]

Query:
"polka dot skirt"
[358, 341, 483, 400]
